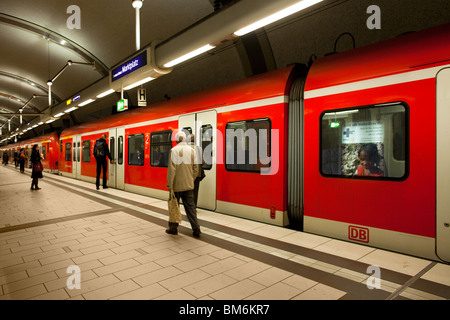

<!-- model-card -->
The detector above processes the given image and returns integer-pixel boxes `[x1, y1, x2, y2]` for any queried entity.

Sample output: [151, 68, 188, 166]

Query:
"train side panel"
[303, 23, 450, 261]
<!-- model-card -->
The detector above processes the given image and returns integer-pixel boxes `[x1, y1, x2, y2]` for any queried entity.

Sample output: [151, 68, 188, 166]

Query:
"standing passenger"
[19, 148, 26, 173]
[30, 144, 43, 190]
[2, 152, 8, 165]
[166, 131, 201, 238]
[93, 134, 113, 190]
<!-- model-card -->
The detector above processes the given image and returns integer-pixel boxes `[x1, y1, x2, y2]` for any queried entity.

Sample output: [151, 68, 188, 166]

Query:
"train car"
[0, 131, 60, 173]
[59, 65, 301, 228]
[303, 23, 450, 262]
[26, 22, 450, 263]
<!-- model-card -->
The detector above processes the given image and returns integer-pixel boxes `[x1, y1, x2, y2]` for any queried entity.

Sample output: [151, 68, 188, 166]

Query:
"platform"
[0, 163, 449, 302]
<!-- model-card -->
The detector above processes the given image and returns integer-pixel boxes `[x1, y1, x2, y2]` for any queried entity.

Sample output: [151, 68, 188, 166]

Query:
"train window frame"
[65, 142, 71, 161]
[225, 118, 272, 173]
[128, 133, 145, 166]
[82, 140, 91, 163]
[319, 102, 410, 181]
[150, 130, 172, 168]
[201, 124, 213, 170]
[118, 136, 124, 165]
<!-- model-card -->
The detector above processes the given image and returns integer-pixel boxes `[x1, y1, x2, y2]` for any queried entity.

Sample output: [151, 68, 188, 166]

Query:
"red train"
[0, 132, 60, 173]
[2, 23, 449, 263]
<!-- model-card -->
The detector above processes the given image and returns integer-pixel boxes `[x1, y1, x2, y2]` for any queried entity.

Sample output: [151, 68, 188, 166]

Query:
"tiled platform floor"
[0, 164, 449, 301]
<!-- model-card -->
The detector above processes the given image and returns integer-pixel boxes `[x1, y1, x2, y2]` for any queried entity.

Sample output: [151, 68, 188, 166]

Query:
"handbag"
[167, 190, 182, 223]
[34, 162, 43, 173]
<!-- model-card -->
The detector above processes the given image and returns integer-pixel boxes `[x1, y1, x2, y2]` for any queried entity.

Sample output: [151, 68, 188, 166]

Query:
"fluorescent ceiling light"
[45, 119, 56, 124]
[234, 0, 323, 36]
[54, 113, 65, 118]
[124, 77, 155, 90]
[65, 106, 78, 113]
[78, 99, 95, 107]
[163, 44, 215, 68]
[96, 89, 115, 98]
[38, 122, 44, 125]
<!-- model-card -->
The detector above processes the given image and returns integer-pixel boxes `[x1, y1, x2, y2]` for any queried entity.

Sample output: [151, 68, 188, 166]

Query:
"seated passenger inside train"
[356, 143, 384, 177]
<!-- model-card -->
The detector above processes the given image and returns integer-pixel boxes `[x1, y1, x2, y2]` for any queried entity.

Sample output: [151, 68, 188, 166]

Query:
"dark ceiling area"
[1, 0, 449, 144]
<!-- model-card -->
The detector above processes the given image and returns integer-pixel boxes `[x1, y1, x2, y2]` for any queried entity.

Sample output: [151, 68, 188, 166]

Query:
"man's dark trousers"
[96, 156, 108, 188]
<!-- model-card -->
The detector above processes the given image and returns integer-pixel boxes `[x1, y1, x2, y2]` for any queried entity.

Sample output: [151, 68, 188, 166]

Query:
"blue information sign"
[111, 51, 147, 82]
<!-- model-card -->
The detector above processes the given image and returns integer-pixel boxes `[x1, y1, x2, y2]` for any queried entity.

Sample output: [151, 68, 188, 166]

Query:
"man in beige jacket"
[166, 131, 201, 237]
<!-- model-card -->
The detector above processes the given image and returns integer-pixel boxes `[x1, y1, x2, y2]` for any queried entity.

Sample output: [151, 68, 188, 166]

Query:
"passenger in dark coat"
[93, 134, 114, 190]
[30, 144, 43, 190]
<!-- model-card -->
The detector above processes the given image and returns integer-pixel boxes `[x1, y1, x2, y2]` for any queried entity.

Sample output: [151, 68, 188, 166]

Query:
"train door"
[179, 110, 217, 211]
[109, 127, 125, 190]
[73, 135, 81, 179]
[108, 129, 116, 188]
[436, 67, 450, 263]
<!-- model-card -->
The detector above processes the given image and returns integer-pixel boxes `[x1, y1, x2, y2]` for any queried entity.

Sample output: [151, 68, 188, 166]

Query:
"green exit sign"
[330, 122, 340, 128]
[117, 99, 128, 112]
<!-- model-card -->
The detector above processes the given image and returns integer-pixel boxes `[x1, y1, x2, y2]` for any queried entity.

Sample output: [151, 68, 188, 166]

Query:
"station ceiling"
[0, 0, 449, 142]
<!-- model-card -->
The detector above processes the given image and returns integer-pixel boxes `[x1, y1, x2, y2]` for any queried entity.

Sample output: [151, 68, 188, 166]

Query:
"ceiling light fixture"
[163, 44, 216, 68]
[124, 77, 155, 90]
[96, 89, 115, 98]
[78, 99, 95, 107]
[234, 0, 323, 36]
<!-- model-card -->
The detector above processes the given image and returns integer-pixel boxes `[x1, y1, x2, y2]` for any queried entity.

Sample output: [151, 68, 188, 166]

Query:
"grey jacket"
[167, 142, 199, 192]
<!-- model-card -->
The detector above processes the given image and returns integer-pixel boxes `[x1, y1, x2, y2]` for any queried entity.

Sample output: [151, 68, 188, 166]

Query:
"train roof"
[0, 131, 58, 150]
[305, 23, 450, 91]
[60, 65, 296, 137]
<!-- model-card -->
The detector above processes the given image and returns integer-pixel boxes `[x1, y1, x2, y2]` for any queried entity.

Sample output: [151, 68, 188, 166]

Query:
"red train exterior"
[2, 23, 449, 262]
[303, 23, 450, 262]
[0, 132, 59, 173]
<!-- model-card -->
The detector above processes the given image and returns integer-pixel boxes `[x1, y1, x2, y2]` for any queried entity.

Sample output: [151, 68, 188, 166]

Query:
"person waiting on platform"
[2, 151, 8, 165]
[166, 131, 201, 238]
[30, 144, 43, 190]
[93, 134, 114, 190]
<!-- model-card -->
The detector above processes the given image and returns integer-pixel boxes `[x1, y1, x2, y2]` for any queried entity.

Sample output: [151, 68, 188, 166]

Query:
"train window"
[150, 130, 172, 167]
[320, 102, 408, 180]
[201, 125, 213, 170]
[82, 140, 91, 162]
[60, 140, 63, 153]
[225, 118, 271, 173]
[42, 146, 46, 160]
[65, 142, 71, 161]
[118, 136, 124, 165]
[77, 142, 81, 162]
[182, 127, 192, 137]
[73, 142, 76, 162]
[128, 133, 145, 166]
[110, 137, 115, 162]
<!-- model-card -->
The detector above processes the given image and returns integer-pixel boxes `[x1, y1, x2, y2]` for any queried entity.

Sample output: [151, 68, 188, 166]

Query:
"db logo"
[349, 226, 369, 243]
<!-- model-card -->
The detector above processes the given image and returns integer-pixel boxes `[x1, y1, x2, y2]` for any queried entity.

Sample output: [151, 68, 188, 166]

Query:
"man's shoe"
[193, 229, 201, 238]
[165, 229, 178, 235]
[96, 187, 100, 190]
[103, 186, 108, 189]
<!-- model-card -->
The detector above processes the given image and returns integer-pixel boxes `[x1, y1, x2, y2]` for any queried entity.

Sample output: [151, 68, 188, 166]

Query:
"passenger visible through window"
[150, 131, 172, 167]
[128, 134, 145, 166]
[321, 103, 407, 179]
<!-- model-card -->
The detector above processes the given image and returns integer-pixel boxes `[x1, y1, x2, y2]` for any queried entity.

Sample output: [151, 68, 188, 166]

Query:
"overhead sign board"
[109, 44, 172, 92]
[111, 51, 147, 83]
